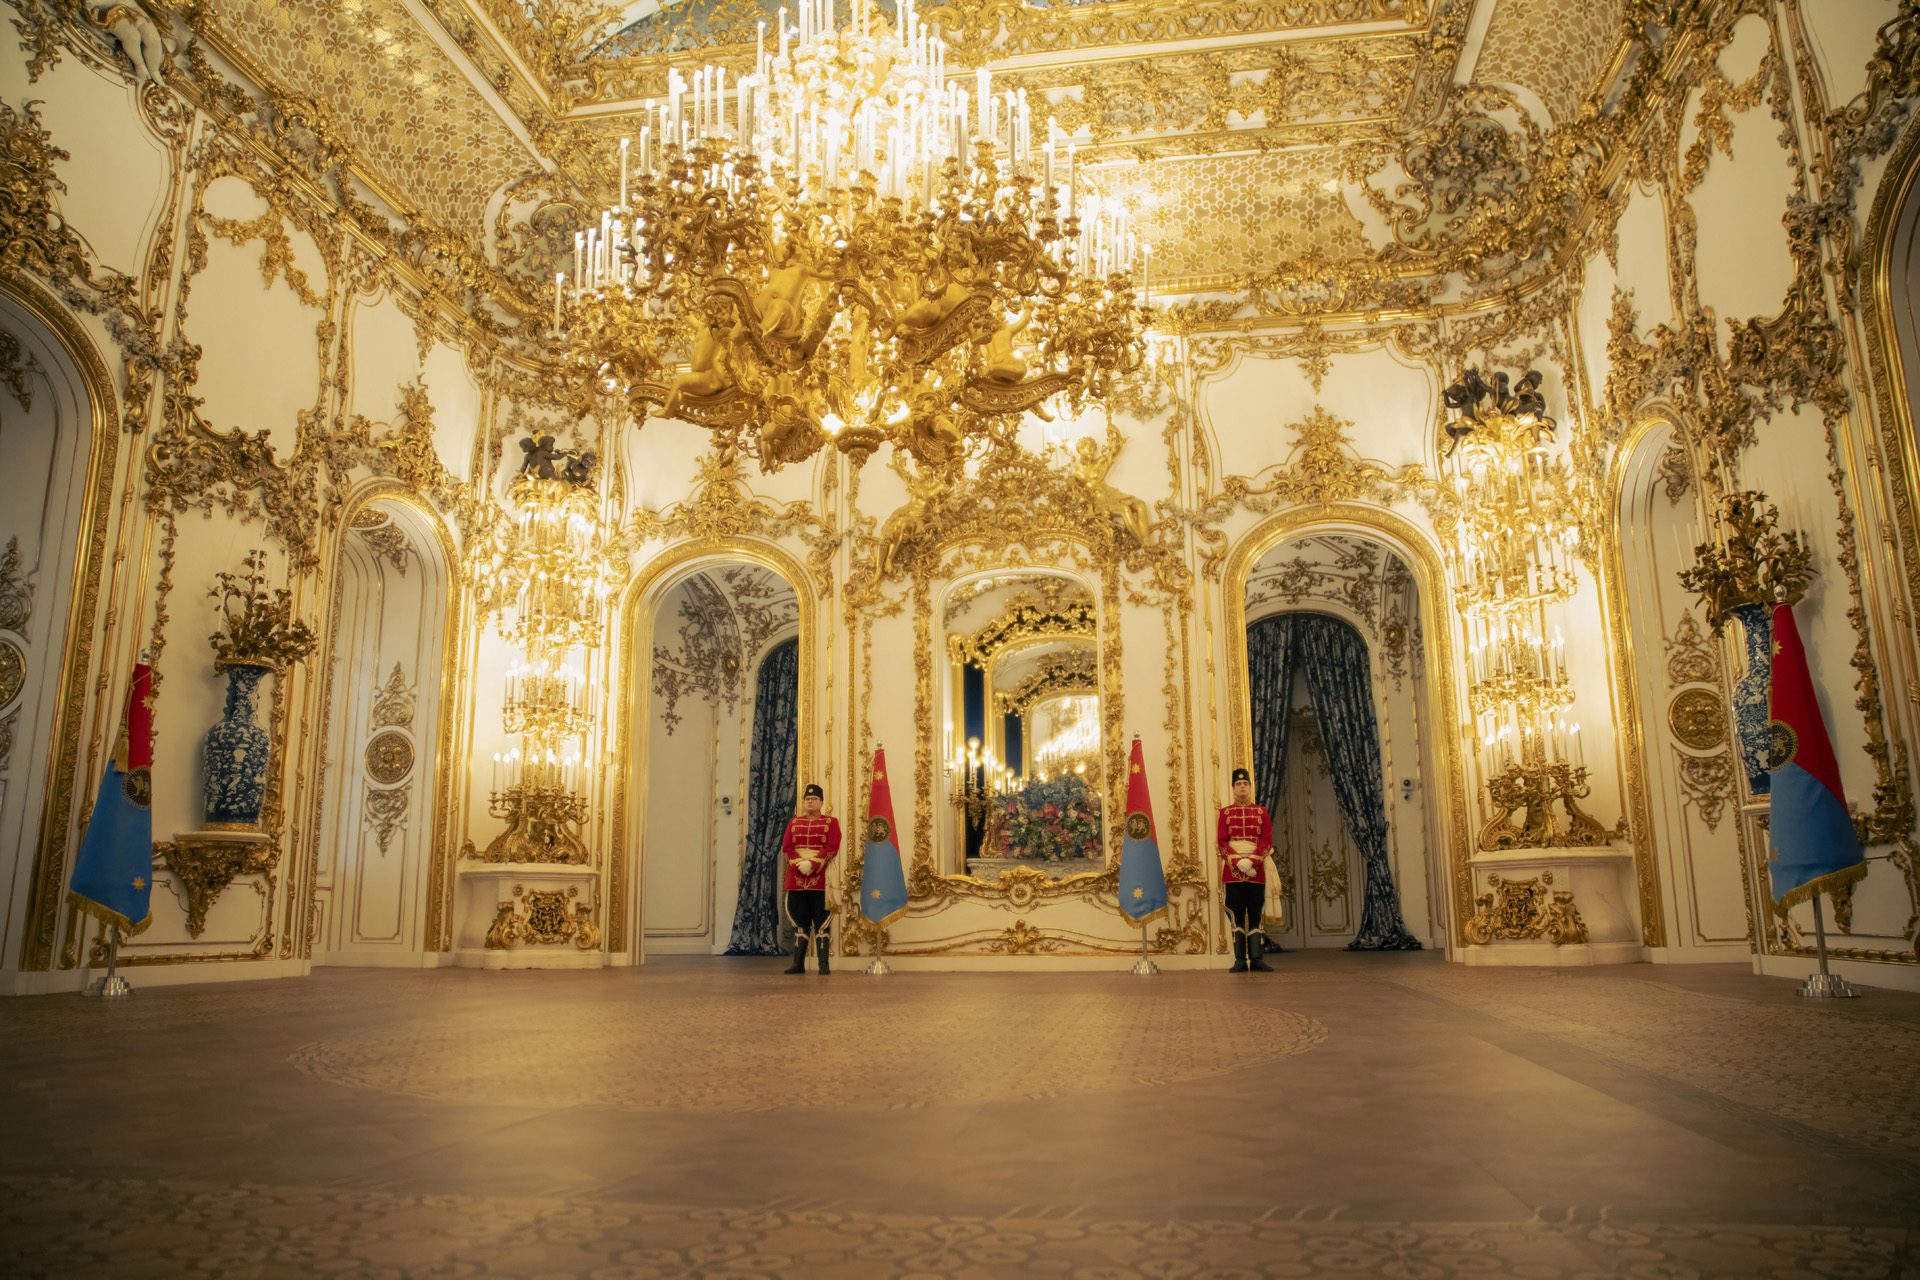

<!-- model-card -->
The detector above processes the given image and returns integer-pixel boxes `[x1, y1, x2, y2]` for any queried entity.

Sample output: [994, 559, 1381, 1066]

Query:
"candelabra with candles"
[1439, 369, 1607, 850]
[550, 0, 1147, 470]
[474, 468, 617, 864]
[946, 736, 1010, 828]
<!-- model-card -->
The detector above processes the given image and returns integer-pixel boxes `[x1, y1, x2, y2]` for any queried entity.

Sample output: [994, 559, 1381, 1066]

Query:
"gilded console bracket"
[157, 833, 281, 938]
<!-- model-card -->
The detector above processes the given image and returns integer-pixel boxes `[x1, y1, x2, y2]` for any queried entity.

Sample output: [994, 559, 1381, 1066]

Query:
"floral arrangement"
[987, 775, 1103, 861]
[208, 550, 318, 670]
[1676, 490, 1812, 633]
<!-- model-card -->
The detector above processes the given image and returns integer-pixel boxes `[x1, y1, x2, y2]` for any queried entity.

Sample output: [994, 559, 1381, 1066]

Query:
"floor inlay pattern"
[287, 990, 1328, 1112]
[0, 1178, 1913, 1279]
[1386, 968, 1920, 1155]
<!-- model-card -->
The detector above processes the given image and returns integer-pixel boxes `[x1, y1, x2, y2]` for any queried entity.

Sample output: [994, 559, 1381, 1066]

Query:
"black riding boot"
[1229, 930, 1248, 973]
[816, 935, 831, 974]
[1248, 932, 1273, 972]
[785, 939, 807, 974]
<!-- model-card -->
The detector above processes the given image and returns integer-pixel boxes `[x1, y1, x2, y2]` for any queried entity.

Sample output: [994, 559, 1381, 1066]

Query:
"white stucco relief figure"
[98, 4, 169, 85]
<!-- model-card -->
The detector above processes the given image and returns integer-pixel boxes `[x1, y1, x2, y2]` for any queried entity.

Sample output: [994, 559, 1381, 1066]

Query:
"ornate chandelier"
[552, 0, 1147, 469]
[1438, 369, 1606, 849]
[474, 469, 617, 863]
[1033, 695, 1099, 781]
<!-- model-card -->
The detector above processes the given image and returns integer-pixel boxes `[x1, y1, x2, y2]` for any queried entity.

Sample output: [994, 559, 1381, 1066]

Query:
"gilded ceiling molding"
[993, 645, 1099, 717]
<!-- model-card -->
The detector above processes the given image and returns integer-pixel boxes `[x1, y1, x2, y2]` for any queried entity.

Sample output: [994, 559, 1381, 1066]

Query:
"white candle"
[619, 137, 630, 207]
[553, 272, 564, 330]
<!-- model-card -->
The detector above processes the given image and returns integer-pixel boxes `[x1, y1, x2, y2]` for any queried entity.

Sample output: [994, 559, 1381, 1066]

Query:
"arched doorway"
[1228, 521, 1461, 955]
[0, 281, 119, 988]
[1612, 422, 1756, 958]
[636, 562, 800, 956]
[1241, 533, 1433, 949]
[311, 493, 457, 965]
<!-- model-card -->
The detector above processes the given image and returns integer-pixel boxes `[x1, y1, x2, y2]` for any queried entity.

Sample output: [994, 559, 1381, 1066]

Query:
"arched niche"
[608, 540, 814, 964]
[0, 276, 120, 986]
[310, 489, 460, 965]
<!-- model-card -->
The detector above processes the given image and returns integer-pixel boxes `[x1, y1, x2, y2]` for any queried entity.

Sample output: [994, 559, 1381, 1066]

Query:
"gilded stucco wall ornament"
[1460, 871, 1590, 947]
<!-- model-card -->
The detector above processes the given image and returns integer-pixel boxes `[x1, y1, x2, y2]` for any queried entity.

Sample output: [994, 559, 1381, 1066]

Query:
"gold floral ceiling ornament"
[552, 0, 1146, 471]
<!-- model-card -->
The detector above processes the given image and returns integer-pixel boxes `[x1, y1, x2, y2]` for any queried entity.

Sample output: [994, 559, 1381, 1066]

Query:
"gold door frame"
[1220, 505, 1472, 949]
[3, 271, 123, 972]
[608, 538, 817, 958]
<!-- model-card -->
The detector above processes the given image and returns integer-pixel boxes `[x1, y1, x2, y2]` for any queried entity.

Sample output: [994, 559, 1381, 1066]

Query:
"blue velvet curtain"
[724, 637, 798, 955]
[1246, 615, 1299, 830]
[1245, 612, 1421, 951]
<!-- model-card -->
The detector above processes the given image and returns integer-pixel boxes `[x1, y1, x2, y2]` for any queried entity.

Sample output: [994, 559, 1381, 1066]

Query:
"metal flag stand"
[1130, 923, 1158, 975]
[85, 924, 133, 999]
[865, 924, 892, 976]
[1798, 894, 1858, 998]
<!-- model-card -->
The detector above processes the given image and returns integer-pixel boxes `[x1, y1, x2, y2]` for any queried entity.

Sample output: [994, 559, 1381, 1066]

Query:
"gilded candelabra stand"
[947, 767, 1002, 828]
[481, 781, 591, 865]
[1477, 756, 1612, 852]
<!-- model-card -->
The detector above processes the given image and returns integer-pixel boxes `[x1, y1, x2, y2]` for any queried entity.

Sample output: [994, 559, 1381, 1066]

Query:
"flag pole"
[1799, 894, 1858, 999]
[1130, 922, 1158, 975]
[86, 923, 133, 999]
[865, 922, 891, 975]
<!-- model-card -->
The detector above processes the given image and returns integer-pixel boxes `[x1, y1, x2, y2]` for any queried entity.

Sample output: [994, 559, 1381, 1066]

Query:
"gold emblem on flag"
[866, 815, 891, 844]
[1768, 719, 1798, 769]
[123, 765, 152, 809]
[1125, 812, 1150, 841]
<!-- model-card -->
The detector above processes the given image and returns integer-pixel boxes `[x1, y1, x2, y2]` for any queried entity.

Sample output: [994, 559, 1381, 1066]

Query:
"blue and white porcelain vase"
[203, 661, 274, 829]
[1727, 603, 1773, 795]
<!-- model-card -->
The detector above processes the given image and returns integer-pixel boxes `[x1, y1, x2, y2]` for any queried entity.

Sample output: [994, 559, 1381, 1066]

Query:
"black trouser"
[787, 889, 828, 938]
[1224, 881, 1265, 936]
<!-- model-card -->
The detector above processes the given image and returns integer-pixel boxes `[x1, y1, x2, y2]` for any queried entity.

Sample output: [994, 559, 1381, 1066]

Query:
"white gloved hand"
[1235, 857, 1256, 877]
[795, 859, 816, 876]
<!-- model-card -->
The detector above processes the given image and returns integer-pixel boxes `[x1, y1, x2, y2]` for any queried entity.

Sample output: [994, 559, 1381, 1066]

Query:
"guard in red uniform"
[1218, 767, 1275, 972]
[782, 783, 842, 974]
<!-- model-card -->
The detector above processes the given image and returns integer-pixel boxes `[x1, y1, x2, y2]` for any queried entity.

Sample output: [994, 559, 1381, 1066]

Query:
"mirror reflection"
[943, 576, 1103, 875]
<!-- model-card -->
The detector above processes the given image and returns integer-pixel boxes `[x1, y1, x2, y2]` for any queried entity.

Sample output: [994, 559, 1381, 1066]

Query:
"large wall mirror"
[940, 572, 1103, 877]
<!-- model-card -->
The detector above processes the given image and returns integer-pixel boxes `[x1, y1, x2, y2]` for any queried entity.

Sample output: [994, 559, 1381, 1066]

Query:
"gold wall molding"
[1184, 405, 1432, 581]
